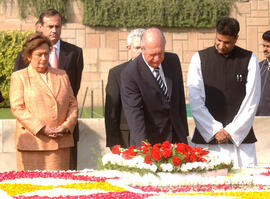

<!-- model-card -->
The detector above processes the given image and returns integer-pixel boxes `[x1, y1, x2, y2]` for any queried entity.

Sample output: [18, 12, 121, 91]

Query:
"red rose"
[122, 150, 134, 160]
[128, 145, 136, 150]
[198, 157, 207, 162]
[175, 143, 187, 153]
[162, 148, 172, 159]
[194, 147, 209, 157]
[190, 152, 197, 162]
[111, 145, 121, 155]
[183, 152, 190, 162]
[153, 143, 161, 148]
[172, 156, 181, 166]
[121, 147, 137, 160]
[142, 146, 150, 155]
[161, 141, 171, 150]
[150, 147, 161, 161]
[144, 155, 152, 164]
[186, 145, 192, 151]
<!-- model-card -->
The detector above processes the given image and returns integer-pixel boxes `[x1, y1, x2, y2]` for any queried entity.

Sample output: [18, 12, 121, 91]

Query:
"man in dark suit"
[256, 30, 270, 116]
[105, 28, 145, 149]
[121, 27, 189, 147]
[13, 9, 83, 170]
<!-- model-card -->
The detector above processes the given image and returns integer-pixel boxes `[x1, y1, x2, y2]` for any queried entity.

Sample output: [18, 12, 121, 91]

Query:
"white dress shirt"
[187, 51, 261, 168]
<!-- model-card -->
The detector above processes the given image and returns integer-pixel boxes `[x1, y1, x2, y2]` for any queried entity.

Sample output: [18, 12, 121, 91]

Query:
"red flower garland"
[0, 171, 109, 183]
[111, 140, 210, 171]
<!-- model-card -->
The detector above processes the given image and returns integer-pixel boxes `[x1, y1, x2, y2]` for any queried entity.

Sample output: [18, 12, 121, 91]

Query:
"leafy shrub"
[0, 31, 33, 107]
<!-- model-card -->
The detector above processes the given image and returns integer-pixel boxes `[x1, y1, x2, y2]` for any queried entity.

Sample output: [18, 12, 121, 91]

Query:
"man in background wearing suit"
[257, 30, 270, 116]
[105, 28, 145, 149]
[13, 9, 84, 170]
[121, 27, 189, 147]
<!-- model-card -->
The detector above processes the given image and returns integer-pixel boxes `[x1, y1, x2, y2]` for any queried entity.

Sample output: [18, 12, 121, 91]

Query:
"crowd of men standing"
[105, 17, 269, 169]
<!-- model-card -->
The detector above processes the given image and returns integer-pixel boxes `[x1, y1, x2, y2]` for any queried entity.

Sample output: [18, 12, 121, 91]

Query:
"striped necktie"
[154, 67, 169, 100]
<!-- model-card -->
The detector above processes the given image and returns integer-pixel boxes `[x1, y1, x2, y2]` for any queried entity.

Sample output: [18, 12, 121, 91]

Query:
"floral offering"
[101, 141, 233, 175]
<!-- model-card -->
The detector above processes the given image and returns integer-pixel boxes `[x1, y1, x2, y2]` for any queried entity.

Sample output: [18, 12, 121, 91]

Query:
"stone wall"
[0, 0, 270, 107]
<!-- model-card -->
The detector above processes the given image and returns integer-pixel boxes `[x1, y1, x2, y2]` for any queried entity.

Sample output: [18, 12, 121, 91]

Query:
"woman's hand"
[39, 126, 69, 138]
[54, 125, 70, 133]
[50, 125, 70, 138]
[39, 126, 57, 138]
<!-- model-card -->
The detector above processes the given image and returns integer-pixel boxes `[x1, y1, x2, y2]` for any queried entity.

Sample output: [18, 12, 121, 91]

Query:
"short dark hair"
[22, 33, 52, 65]
[262, 31, 270, 42]
[216, 17, 239, 38]
[38, 9, 62, 25]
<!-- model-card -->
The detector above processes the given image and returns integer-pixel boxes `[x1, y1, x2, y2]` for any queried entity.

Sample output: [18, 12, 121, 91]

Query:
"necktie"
[154, 67, 169, 100]
[51, 46, 58, 68]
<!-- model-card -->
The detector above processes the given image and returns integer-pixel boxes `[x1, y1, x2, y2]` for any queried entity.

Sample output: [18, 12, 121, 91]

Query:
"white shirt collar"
[54, 40, 60, 48]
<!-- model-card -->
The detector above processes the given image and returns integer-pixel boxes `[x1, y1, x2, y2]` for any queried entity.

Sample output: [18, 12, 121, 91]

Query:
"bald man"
[121, 27, 188, 147]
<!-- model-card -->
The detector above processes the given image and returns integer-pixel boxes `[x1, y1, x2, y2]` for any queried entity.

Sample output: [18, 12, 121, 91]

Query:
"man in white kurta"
[187, 17, 261, 168]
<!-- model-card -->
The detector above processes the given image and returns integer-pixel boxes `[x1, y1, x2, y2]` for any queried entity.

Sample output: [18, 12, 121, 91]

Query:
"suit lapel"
[28, 66, 60, 99]
[47, 68, 61, 97]
[28, 65, 52, 96]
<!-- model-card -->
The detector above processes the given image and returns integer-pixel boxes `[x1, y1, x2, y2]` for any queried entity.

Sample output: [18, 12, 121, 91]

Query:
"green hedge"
[0, 31, 33, 107]
[4, 0, 234, 28]
[17, 0, 69, 23]
[82, 0, 235, 28]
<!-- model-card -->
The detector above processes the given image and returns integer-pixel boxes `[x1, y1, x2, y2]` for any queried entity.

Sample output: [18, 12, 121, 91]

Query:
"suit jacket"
[105, 60, 130, 148]
[14, 40, 83, 141]
[121, 53, 189, 147]
[9, 65, 78, 151]
[256, 59, 270, 116]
